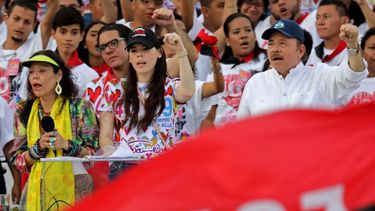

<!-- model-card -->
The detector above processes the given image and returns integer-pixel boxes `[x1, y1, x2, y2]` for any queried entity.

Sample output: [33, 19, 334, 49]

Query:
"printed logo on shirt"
[223, 70, 252, 110]
[0, 58, 20, 102]
[348, 91, 375, 106]
[126, 134, 164, 155]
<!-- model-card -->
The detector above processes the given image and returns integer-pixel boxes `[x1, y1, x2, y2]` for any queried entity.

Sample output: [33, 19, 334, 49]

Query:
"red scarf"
[67, 51, 84, 69]
[296, 12, 309, 24]
[221, 51, 256, 68]
[322, 40, 347, 63]
[238, 52, 255, 64]
[193, 28, 220, 60]
[92, 63, 111, 76]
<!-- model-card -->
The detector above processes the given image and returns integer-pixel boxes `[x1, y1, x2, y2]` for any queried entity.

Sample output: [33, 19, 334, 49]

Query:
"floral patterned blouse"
[11, 97, 99, 164]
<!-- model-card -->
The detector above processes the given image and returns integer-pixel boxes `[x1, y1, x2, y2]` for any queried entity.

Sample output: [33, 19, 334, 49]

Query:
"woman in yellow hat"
[11, 50, 99, 211]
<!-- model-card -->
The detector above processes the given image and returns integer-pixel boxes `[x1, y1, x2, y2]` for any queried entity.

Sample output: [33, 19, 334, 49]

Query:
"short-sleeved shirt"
[100, 77, 181, 158]
[213, 53, 266, 125]
[0, 25, 46, 102]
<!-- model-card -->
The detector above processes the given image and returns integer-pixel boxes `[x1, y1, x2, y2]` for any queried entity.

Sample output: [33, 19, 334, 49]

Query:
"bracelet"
[29, 139, 48, 160]
[62, 141, 81, 157]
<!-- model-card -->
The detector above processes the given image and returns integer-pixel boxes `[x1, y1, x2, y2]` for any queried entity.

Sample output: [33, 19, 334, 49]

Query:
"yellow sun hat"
[22, 55, 60, 68]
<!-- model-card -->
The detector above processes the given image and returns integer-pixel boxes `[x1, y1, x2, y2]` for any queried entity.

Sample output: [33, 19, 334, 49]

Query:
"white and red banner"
[72, 103, 375, 211]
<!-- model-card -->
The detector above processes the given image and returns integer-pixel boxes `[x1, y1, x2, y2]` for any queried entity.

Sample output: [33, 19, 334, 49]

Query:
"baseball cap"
[22, 55, 60, 68]
[126, 27, 161, 50]
[262, 19, 304, 43]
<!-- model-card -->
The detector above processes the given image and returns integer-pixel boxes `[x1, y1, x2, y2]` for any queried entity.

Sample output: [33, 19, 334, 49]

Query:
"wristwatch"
[347, 43, 360, 56]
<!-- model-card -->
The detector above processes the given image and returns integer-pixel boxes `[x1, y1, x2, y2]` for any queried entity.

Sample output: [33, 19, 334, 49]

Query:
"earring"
[55, 81, 62, 95]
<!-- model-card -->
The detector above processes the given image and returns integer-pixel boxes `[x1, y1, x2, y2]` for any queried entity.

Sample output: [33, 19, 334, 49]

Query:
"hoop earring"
[55, 81, 62, 95]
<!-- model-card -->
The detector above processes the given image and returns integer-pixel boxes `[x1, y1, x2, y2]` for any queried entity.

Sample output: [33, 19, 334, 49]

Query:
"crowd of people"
[0, 0, 374, 210]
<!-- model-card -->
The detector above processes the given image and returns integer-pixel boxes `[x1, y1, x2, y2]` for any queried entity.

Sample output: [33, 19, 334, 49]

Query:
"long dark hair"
[21, 50, 78, 126]
[222, 13, 264, 62]
[77, 21, 105, 66]
[124, 48, 168, 131]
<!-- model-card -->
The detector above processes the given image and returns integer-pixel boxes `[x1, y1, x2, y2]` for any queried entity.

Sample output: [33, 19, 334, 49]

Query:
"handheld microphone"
[41, 116, 55, 132]
[41, 116, 56, 155]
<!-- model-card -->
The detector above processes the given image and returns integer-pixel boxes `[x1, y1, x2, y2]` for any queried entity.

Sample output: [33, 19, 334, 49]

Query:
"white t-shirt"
[194, 28, 215, 81]
[300, 9, 369, 48]
[100, 77, 182, 158]
[238, 61, 368, 117]
[307, 44, 348, 66]
[213, 53, 266, 125]
[0, 25, 48, 102]
[174, 80, 212, 139]
[346, 77, 375, 106]
[188, 9, 204, 41]
[0, 98, 13, 156]
[72, 63, 99, 97]
[255, 16, 273, 50]
[0, 22, 7, 43]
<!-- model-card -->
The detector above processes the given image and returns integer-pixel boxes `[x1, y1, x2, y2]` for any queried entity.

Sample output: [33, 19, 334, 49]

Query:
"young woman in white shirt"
[99, 27, 195, 179]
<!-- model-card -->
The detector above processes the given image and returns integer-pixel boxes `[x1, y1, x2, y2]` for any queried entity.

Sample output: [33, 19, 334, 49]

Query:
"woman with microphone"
[11, 50, 98, 211]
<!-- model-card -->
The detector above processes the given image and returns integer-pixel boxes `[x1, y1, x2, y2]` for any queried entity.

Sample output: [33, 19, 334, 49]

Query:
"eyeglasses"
[96, 38, 125, 53]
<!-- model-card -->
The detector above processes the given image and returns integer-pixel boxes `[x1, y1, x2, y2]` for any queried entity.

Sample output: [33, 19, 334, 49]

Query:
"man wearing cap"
[238, 19, 367, 117]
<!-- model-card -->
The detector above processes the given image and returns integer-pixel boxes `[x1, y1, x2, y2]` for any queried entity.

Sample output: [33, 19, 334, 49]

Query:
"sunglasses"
[96, 38, 126, 53]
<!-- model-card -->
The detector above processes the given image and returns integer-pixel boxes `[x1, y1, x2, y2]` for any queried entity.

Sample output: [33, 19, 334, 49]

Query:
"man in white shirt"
[0, 0, 58, 102]
[301, 0, 375, 48]
[306, 0, 350, 66]
[238, 19, 367, 117]
[52, 7, 99, 96]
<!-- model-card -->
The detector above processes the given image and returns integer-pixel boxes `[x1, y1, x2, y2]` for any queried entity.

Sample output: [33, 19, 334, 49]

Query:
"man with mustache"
[238, 19, 367, 117]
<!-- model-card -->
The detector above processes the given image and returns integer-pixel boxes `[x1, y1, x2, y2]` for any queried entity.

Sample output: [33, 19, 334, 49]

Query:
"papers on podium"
[41, 155, 142, 163]
[41, 141, 142, 163]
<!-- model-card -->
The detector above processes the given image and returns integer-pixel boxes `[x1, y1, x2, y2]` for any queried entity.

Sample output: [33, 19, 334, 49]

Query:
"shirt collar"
[272, 62, 304, 78]
[67, 50, 84, 69]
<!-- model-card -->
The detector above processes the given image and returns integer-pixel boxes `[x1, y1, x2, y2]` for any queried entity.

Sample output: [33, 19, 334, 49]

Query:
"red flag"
[71, 103, 375, 211]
